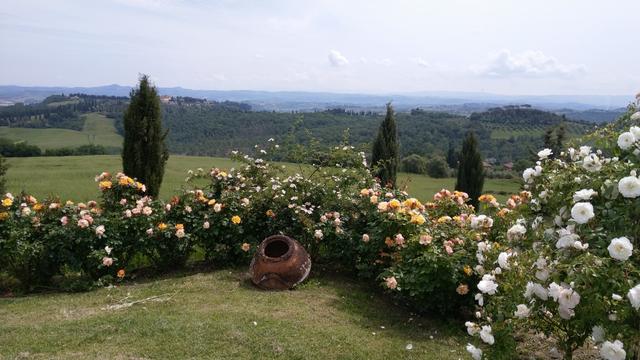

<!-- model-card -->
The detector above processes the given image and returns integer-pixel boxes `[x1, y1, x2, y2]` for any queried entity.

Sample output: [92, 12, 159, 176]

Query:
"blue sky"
[1, 0, 638, 95]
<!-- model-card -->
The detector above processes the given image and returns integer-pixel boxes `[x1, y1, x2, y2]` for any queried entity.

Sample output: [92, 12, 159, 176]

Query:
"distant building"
[159, 95, 172, 104]
[503, 162, 514, 170]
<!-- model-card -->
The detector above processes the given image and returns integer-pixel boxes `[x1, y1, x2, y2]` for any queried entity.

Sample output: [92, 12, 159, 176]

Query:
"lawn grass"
[0, 113, 123, 150]
[0, 269, 465, 359]
[5, 155, 522, 202]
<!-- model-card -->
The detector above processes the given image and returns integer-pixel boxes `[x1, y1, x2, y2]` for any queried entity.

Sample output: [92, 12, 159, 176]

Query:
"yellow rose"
[99, 181, 112, 190]
[410, 214, 426, 225]
[158, 223, 168, 230]
[0, 212, 9, 220]
[231, 215, 241, 225]
[463, 265, 473, 276]
[1, 198, 13, 207]
[388, 199, 401, 209]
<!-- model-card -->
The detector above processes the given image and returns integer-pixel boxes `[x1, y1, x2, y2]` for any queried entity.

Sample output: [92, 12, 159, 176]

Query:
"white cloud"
[410, 57, 430, 68]
[474, 49, 587, 78]
[328, 50, 349, 67]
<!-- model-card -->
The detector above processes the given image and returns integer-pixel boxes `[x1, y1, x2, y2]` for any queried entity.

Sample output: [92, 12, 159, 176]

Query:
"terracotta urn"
[249, 235, 311, 290]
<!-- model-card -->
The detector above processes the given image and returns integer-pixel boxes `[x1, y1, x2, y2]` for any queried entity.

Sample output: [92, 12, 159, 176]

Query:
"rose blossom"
[102, 257, 113, 267]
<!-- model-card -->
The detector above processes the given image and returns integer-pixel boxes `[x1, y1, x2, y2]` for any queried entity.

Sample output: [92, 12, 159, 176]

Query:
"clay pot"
[250, 235, 311, 290]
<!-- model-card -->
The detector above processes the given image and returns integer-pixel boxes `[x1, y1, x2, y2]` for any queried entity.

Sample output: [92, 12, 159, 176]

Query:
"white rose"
[627, 284, 640, 310]
[514, 304, 530, 319]
[582, 154, 602, 172]
[477, 274, 498, 295]
[314, 229, 323, 240]
[466, 344, 482, 360]
[465, 321, 479, 336]
[607, 237, 633, 261]
[631, 126, 640, 138]
[631, 111, 640, 121]
[600, 340, 626, 360]
[556, 233, 580, 249]
[538, 148, 553, 160]
[617, 132, 636, 150]
[572, 189, 597, 203]
[618, 176, 640, 198]
[558, 288, 581, 309]
[507, 224, 527, 241]
[524, 282, 548, 301]
[479, 325, 494, 345]
[570, 202, 594, 224]
[497, 252, 511, 270]
[523, 168, 537, 183]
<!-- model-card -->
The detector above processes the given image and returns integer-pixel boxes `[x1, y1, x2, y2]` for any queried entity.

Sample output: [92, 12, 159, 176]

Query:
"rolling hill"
[0, 113, 122, 150]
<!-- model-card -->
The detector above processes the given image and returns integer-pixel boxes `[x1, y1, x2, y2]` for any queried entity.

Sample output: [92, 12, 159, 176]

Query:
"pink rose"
[385, 276, 398, 290]
[60, 216, 68, 226]
[102, 257, 113, 267]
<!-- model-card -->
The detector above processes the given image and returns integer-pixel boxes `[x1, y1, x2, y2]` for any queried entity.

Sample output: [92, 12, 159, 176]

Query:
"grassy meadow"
[0, 269, 464, 359]
[4, 155, 521, 202]
[0, 113, 122, 150]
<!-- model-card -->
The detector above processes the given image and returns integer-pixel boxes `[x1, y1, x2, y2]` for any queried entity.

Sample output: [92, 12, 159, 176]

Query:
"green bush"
[401, 154, 427, 174]
[426, 155, 450, 178]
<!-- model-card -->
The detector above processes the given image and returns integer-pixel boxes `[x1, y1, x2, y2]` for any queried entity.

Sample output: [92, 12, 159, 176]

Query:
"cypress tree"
[446, 141, 458, 168]
[0, 154, 7, 195]
[455, 132, 484, 209]
[371, 103, 398, 187]
[122, 75, 169, 198]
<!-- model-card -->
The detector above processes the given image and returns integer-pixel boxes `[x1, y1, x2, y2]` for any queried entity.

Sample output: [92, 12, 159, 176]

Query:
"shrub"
[464, 102, 640, 360]
[426, 155, 450, 178]
[401, 154, 427, 174]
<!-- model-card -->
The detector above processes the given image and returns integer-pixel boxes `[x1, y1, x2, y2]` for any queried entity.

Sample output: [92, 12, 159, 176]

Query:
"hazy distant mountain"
[0, 85, 633, 113]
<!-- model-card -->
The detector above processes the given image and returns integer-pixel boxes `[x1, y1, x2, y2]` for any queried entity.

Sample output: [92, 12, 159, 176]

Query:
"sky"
[1, 0, 638, 95]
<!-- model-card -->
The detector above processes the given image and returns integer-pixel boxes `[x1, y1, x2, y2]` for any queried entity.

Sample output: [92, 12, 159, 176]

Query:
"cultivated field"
[4, 155, 521, 202]
[0, 113, 122, 150]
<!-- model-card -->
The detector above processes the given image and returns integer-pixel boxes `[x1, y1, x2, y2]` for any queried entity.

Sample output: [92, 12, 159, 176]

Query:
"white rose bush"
[464, 100, 640, 359]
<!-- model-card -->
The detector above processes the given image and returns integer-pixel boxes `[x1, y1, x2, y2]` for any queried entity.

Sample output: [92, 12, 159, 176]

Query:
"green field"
[0, 113, 123, 150]
[5, 155, 521, 202]
[0, 269, 463, 359]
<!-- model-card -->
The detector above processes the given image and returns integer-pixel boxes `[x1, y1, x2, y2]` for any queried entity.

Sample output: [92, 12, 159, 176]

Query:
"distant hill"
[0, 94, 600, 165]
[0, 85, 633, 112]
[553, 108, 627, 123]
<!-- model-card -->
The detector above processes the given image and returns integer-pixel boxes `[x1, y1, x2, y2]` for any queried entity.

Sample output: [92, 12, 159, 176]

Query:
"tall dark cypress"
[455, 132, 484, 209]
[446, 141, 458, 168]
[122, 75, 169, 198]
[371, 103, 398, 187]
[0, 154, 7, 195]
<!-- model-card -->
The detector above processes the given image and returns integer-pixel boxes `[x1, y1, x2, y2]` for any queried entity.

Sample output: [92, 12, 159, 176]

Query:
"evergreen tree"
[455, 132, 484, 209]
[555, 123, 566, 155]
[371, 103, 399, 187]
[0, 154, 7, 195]
[122, 75, 169, 198]
[446, 141, 458, 168]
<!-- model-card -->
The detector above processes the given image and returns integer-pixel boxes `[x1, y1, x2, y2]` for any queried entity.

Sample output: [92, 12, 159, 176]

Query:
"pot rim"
[259, 235, 295, 262]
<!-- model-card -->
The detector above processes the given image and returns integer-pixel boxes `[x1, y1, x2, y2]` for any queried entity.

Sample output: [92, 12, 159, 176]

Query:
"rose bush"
[463, 97, 640, 360]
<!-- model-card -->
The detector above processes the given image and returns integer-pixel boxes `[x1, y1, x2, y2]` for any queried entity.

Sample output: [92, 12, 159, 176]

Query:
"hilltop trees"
[371, 103, 399, 187]
[122, 75, 169, 198]
[455, 132, 484, 208]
